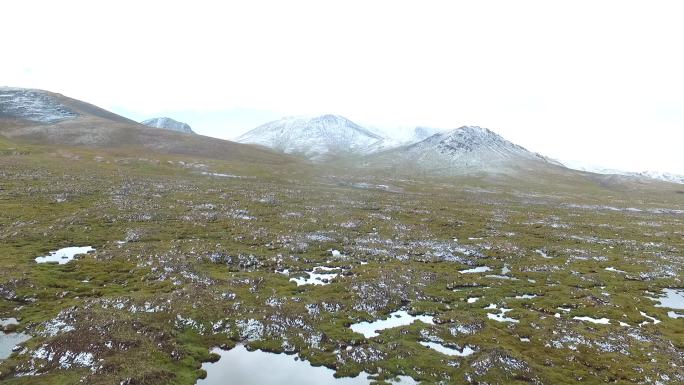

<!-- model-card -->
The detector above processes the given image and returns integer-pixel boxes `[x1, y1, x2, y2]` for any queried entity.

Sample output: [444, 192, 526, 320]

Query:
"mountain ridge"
[2, 87, 680, 184]
[0, 87, 297, 165]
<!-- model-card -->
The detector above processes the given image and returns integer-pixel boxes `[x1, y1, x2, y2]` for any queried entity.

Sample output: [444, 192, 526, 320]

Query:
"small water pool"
[198, 345, 418, 385]
[35, 246, 95, 265]
[349, 311, 434, 338]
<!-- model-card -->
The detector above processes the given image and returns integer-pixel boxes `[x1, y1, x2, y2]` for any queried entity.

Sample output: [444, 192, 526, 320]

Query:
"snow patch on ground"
[573, 316, 610, 325]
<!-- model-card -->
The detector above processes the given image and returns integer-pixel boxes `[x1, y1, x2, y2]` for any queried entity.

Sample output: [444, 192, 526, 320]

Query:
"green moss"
[0, 138, 682, 384]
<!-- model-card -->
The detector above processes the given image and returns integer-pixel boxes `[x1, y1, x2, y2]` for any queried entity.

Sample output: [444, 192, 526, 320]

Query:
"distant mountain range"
[1, 87, 681, 185]
[235, 114, 682, 183]
[236, 115, 563, 175]
[141, 117, 194, 134]
[565, 163, 684, 185]
[236, 116, 447, 159]
[0, 87, 294, 165]
[362, 125, 565, 176]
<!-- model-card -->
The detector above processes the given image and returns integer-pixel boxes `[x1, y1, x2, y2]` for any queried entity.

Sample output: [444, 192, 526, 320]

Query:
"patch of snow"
[200, 171, 247, 179]
[535, 249, 552, 259]
[573, 316, 610, 325]
[639, 311, 661, 326]
[236, 319, 264, 341]
[513, 294, 538, 299]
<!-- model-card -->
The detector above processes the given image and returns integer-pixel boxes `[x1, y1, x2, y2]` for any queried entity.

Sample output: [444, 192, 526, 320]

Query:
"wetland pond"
[648, 288, 684, 318]
[1, 319, 30, 361]
[349, 311, 434, 338]
[197, 345, 417, 385]
[34, 246, 94, 264]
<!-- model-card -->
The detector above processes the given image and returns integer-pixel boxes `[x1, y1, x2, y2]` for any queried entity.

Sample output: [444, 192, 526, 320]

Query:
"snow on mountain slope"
[236, 115, 384, 159]
[141, 117, 194, 134]
[565, 162, 684, 185]
[636, 171, 684, 184]
[0, 87, 78, 123]
[366, 126, 560, 175]
[0, 87, 297, 165]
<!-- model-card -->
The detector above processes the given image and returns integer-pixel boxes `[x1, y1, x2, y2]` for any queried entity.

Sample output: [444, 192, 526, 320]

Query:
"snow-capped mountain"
[636, 171, 684, 184]
[141, 117, 194, 134]
[364, 126, 561, 175]
[0, 87, 294, 165]
[565, 162, 684, 185]
[236, 115, 384, 159]
[0, 87, 78, 123]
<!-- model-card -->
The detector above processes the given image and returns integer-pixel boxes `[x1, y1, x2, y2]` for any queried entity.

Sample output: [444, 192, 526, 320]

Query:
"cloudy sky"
[3, 0, 683, 173]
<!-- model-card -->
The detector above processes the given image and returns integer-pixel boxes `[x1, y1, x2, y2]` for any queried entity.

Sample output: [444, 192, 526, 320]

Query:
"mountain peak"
[141, 117, 194, 134]
[369, 125, 556, 175]
[447, 125, 500, 138]
[433, 125, 521, 152]
[236, 114, 384, 159]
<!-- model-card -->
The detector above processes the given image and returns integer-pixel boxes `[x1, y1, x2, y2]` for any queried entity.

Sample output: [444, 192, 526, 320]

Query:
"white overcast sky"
[2, 0, 683, 173]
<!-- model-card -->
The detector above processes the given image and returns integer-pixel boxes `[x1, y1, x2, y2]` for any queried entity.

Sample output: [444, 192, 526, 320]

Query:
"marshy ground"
[0, 137, 682, 384]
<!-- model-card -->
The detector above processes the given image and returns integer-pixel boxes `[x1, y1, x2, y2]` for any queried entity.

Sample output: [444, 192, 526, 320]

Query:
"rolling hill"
[0, 87, 296, 165]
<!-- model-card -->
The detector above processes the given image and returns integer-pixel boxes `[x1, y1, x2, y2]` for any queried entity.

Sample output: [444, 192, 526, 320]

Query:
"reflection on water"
[349, 311, 434, 338]
[35, 246, 95, 264]
[198, 345, 418, 385]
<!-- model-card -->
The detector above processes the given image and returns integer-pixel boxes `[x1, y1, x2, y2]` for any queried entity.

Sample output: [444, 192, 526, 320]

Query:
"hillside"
[0, 88, 297, 165]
